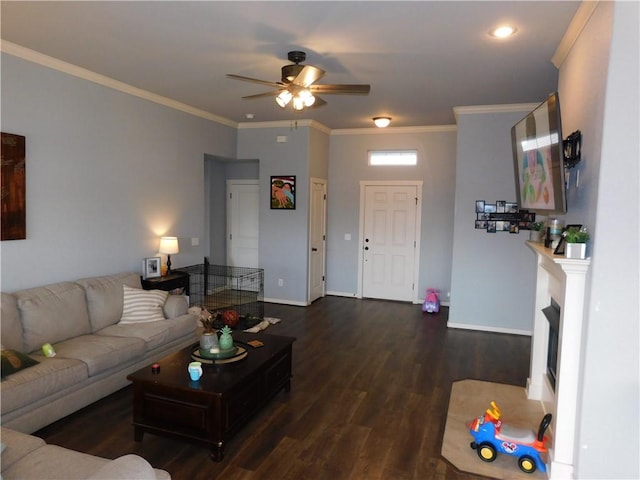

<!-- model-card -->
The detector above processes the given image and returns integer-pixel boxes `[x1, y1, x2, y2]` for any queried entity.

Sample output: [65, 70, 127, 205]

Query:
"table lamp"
[159, 236, 179, 275]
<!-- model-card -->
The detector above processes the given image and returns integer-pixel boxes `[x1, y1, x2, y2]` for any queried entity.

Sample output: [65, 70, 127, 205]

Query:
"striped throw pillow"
[119, 285, 168, 324]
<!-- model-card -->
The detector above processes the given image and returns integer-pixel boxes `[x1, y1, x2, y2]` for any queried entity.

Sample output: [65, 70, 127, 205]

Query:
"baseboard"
[447, 321, 531, 336]
[325, 290, 358, 298]
[263, 297, 309, 307]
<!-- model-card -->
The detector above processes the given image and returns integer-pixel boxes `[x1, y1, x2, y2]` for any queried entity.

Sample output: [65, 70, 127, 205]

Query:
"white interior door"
[308, 178, 326, 303]
[226, 180, 259, 268]
[360, 183, 421, 302]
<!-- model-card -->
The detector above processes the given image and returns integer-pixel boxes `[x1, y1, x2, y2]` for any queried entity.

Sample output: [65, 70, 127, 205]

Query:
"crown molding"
[552, 1, 600, 68]
[0, 40, 238, 128]
[237, 119, 331, 135]
[331, 125, 457, 136]
[453, 103, 539, 121]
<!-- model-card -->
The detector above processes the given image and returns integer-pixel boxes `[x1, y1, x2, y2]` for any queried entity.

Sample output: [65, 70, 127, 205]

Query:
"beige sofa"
[1, 272, 198, 434]
[1, 427, 170, 479]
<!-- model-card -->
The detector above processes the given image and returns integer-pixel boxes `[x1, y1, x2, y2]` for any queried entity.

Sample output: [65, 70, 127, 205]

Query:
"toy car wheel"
[476, 442, 497, 463]
[518, 455, 537, 473]
[470, 441, 478, 450]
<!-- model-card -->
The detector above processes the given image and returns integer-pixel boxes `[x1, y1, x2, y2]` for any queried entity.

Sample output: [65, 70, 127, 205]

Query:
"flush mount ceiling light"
[490, 25, 517, 38]
[373, 117, 391, 128]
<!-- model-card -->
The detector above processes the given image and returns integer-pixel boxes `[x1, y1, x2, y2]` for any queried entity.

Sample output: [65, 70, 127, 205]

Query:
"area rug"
[442, 379, 551, 479]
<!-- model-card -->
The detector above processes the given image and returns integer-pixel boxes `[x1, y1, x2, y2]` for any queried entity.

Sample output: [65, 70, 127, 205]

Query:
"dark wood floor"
[36, 296, 530, 480]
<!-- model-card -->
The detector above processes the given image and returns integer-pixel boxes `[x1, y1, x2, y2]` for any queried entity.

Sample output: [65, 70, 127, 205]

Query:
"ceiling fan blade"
[310, 84, 371, 95]
[291, 65, 325, 87]
[242, 90, 281, 100]
[226, 74, 283, 89]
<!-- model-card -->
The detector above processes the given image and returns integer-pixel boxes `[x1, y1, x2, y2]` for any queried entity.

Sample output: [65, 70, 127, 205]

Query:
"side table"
[141, 270, 190, 296]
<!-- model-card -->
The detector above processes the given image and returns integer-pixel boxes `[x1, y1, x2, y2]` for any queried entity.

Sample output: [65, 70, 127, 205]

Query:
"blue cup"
[188, 361, 202, 381]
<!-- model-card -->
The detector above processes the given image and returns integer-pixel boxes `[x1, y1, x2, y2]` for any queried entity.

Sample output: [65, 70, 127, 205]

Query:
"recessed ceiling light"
[490, 25, 517, 38]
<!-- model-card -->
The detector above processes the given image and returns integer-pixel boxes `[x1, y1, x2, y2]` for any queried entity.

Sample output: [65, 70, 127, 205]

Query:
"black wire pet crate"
[180, 258, 264, 321]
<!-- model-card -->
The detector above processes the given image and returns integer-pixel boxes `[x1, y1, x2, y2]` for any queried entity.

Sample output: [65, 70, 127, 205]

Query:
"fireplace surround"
[526, 241, 591, 479]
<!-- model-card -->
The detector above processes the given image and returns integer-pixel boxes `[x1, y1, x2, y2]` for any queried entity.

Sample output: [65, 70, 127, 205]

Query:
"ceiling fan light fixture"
[373, 117, 391, 128]
[298, 89, 315, 107]
[292, 96, 305, 111]
[276, 90, 292, 108]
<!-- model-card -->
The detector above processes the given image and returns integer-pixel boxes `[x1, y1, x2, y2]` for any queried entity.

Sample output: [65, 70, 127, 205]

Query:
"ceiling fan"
[226, 51, 371, 111]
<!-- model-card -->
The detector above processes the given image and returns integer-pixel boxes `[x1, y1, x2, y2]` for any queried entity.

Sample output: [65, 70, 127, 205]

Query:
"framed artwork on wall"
[270, 176, 295, 209]
[1, 132, 26, 241]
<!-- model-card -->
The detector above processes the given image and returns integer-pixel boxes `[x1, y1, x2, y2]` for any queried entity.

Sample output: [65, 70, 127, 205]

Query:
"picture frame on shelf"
[143, 257, 161, 279]
[553, 224, 583, 255]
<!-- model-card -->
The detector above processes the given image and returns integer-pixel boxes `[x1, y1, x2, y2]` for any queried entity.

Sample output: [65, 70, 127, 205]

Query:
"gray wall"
[237, 125, 311, 304]
[309, 126, 330, 180]
[327, 128, 457, 299]
[0, 54, 237, 292]
[565, 2, 639, 477]
[449, 108, 538, 334]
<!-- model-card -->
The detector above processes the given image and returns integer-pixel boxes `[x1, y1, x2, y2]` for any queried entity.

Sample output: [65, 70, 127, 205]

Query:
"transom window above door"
[368, 150, 418, 166]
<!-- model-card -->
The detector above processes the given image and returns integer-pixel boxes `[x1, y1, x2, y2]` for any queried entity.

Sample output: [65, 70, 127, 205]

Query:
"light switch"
[277, 135, 287, 143]
[345, 234, 351, 241]
[191, 237, 199, 246]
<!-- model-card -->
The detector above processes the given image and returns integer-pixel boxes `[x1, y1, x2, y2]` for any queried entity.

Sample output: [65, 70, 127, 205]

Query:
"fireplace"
[526, 241, 590, 479]
[542, 298, 560, 390]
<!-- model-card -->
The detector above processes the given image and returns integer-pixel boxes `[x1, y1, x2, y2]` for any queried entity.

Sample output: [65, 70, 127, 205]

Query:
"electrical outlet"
[278, 279, 284, 287]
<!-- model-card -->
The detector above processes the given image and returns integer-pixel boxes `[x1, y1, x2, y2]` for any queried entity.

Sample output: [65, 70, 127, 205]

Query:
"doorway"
[358, 181, 422, 303]
[308, 178, 327, 303]
[226, 179, 259, 268]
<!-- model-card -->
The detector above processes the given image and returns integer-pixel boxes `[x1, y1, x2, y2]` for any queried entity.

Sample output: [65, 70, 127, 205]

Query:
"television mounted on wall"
[511, 92, 567, 214]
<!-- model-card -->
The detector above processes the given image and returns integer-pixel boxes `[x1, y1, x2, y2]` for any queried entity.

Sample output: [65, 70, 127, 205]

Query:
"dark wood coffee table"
[126, 331, 295, 461]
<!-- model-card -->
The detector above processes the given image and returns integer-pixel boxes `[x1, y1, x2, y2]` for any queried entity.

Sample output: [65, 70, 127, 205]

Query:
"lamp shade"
[159, 236, 179, 254]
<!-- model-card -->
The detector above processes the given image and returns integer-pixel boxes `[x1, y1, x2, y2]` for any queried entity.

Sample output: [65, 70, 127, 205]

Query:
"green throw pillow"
[1, 349, 39, 379]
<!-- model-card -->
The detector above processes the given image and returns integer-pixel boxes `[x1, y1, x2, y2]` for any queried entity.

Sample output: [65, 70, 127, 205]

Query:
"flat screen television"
[511, 92, 567, 214]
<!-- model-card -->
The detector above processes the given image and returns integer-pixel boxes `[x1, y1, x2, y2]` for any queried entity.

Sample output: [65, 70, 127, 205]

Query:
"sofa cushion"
[51, 334, 145, 376]
[0, 357, 88, 415]
[88, 454, 165, 480]
[97, 320, 176, 352]
[169, 314, 199, 340]
[0, 293, 23, 352]
[77, 273, 142, 332]
[15, 282, 91, 353]
[1, 349, 39, 379]
[0, 427, 46, 472]
[120, 286, 168, 324]
[1, 444, 111, 480]
[162, 294, 189, 319]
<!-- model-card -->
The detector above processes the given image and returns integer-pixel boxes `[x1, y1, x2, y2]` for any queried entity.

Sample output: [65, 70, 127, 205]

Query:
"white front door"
[308, 178, 327, 303]
[226, 180, 259, 268]
[360, 182, 422, 302]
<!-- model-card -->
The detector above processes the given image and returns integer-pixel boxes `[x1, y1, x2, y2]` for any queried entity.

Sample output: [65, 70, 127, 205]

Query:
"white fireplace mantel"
[526, 241, 590, 479]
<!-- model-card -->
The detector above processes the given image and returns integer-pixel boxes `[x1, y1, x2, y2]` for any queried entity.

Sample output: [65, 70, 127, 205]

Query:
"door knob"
[364, 246, 369, 250]
[311, 248, 318, 252]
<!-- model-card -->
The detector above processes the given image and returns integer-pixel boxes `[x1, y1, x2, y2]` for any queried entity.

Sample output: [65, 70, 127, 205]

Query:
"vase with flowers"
[199, 308, 220, 356]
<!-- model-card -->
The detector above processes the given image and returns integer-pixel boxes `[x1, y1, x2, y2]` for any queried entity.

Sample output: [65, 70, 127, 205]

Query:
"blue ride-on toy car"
[469, 401, 552, 474]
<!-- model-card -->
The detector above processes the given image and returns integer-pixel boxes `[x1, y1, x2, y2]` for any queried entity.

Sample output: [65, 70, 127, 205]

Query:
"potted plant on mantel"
[564, 226, 590, 259]
[530, 221, 545, 242]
